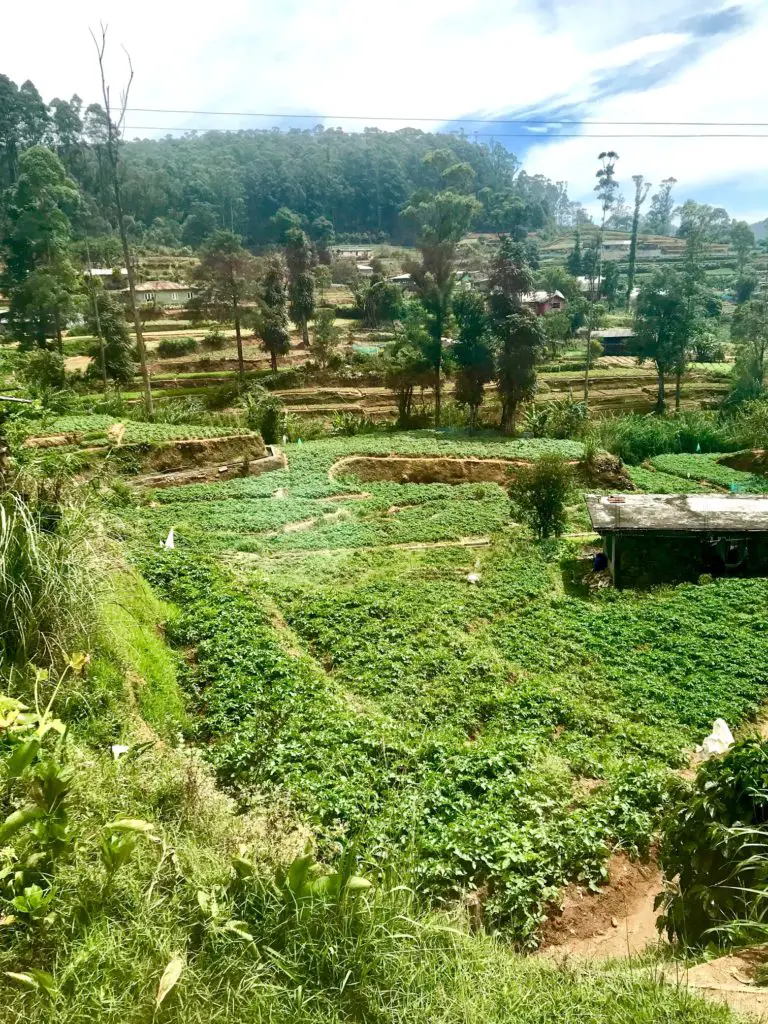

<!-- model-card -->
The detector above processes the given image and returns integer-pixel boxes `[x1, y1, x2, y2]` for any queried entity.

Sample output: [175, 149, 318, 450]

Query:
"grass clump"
[0, 481, 97, 679]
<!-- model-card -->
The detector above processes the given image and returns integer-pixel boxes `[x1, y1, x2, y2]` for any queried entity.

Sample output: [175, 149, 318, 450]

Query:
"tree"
[731, 220, 755, 280]
[91, 26, 152, 417]
[452, 288, 494, 431]
[511, 455, 572, 539]
[355, 276, 404, 327]
[487, 237, 543, 434]
[730, 300, 768, 400]
[634, 270, 691, 413]
[585, 151, 619, 404]
[284, 227, 315, 347]
[566, 229, 582, 276]
[309, 216, 335, 265]
[644, 178, 677, 236]
[190, 229, 259, 378]
[600, 261, 620, 310]
[86, 290, 133, 390]
[313, 264, 332, 305]
[255, 255, 290, 373]
[1, 147, 80, 351]
[403, 188, 480, 426]
[625, 175, 651, 307]
[384, 304, 434, 425]
[310, 308, 341, 370]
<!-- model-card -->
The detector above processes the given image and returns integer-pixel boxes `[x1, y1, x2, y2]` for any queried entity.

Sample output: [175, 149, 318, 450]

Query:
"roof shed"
[585, 493, 768, 586]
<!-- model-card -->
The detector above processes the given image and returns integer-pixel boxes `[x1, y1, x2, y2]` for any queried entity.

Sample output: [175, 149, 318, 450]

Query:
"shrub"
[511, 455, 572, 539]
[156, 337, 199, 359]
[658, 739, 768, 949]
[16, 350, 66, 393]
[242, 387, 283, 444]
[596, 412, 734, 464]
[200, 331, 227, 352]
[525, 396, 587, 439]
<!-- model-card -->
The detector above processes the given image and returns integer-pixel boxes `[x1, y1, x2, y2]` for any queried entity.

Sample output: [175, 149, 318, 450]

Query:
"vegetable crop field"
[128, 431, 768, 946]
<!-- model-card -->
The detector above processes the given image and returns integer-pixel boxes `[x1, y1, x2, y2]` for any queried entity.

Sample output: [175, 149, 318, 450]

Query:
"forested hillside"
[0, 74, 567, 249]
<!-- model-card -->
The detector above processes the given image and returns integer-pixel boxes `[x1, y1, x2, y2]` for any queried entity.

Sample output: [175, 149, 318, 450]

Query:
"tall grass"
[0, 482, 97, 678]
[593, 399, 768, 466]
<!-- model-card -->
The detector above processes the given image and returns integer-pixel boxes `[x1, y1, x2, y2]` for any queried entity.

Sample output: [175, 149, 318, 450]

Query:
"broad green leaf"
[6, 739, 39, 779]
[346, 876, 373, 891]
[103, 818, 154, 833]
[5, 969, 56, 999]
[0, 805, 44, 844]
[155, 956, 184, 1009]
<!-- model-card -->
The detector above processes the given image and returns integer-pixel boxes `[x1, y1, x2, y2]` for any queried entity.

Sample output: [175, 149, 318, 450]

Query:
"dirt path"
[540, 854, 666, 961]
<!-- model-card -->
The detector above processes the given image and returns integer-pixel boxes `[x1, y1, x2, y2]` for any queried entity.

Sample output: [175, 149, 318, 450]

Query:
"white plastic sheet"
[698, 718, 735, 758]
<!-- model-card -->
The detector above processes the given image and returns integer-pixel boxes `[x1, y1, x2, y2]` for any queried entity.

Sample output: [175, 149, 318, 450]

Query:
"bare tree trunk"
[434, 342, 442, 428]
[583, 322, 593, 405]
[301, 319, 309, 347]
[92, 25, 153, 418]
[233, 298, 245, 379]
[657, 371, 666, 414]
[675, 369, 682, 412]
[270, 349, 277, 373]
[86, 240, 108, 393]
[54, 310, 63, 357]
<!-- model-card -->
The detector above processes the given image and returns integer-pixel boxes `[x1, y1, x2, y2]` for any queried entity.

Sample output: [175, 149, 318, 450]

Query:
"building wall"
[136, 289, 194, 307]
[606, 533, 768, 588]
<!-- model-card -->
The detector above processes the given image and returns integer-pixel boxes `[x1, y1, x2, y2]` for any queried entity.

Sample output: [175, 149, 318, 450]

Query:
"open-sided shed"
[585, 493, 768, 586]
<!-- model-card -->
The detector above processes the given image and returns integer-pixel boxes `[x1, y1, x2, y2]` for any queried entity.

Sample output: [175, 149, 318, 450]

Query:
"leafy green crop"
[130, 430, 768, 946]
[650, 453, 768, 492]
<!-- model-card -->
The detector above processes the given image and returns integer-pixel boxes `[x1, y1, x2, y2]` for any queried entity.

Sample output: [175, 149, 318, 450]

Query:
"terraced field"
[126, 429, 768, 947]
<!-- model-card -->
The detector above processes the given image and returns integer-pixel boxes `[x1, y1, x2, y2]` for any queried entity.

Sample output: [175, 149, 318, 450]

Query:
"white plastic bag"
[162, 528, 175, 550]
[698, 718, 734, 758]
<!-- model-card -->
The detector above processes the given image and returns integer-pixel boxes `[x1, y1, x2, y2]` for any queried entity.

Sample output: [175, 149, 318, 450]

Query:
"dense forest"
[0, 73, 573, 252]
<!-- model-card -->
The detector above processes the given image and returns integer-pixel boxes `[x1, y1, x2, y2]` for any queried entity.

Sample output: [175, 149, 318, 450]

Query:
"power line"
[124, 107, 768, 127]
[124, 125, 768, 139]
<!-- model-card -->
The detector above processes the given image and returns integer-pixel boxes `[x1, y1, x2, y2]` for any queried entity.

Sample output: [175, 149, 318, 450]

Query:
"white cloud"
[4, 0, 767, 219]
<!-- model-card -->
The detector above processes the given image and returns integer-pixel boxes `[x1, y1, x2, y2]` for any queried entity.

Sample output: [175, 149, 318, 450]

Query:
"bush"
[242, 387, 283, 444]
[16, 349, 66, 393]
[596, 412, 734, 464]
[658, 739, 768, 949]
[335, 306, 364, 320]
[156, 337, 199, 358]
[511, 455, 572, 539]
[525, 397, 587, 439]
[200, 331, 227, 352]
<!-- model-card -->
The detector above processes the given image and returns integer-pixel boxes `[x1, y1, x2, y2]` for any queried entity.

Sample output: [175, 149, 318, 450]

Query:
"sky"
[5, 0, 768, 224]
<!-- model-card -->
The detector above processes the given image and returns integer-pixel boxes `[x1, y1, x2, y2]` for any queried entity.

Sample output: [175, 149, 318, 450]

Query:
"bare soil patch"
[719, 449, 768, 475]
[329, 453, 632, 490]
[540, 853, 665, 960]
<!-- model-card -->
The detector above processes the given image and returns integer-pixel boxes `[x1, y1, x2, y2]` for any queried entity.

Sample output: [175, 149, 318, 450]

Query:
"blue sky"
[7, 0, 768, 223]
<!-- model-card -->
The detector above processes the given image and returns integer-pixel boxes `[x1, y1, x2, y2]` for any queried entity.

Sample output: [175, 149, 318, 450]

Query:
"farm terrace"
[586, 493, 768, 587]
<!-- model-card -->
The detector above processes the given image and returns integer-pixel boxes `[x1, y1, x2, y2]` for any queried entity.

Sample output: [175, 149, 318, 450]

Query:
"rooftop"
[592, 327, 636, 338]
[133, 280, 188, 291]
[586, 493, 768, 534]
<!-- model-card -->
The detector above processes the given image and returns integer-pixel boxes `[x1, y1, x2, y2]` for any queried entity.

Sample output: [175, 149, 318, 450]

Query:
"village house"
[520, 290, 567, 315]
[126, 281, 196, 308]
